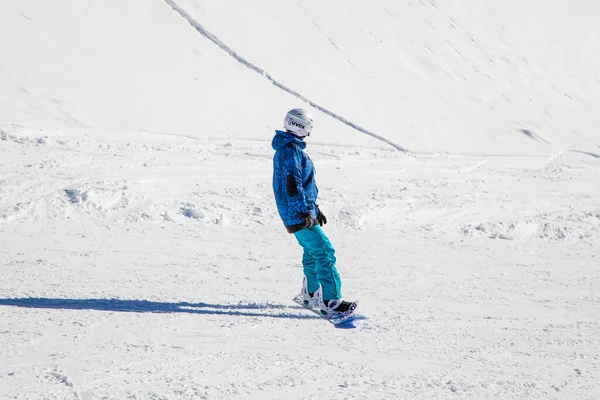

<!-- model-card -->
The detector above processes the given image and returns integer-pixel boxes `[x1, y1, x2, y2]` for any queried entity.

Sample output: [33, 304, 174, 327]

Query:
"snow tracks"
[164, 0, 407, 152]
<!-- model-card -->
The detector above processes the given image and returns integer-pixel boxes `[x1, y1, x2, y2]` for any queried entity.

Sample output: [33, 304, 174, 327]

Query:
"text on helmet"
[288, 118, 306, 130]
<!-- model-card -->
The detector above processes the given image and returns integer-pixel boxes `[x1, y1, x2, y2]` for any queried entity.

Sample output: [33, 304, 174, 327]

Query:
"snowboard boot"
[319, 298, 358, 318]
[299, 276, 320, 308]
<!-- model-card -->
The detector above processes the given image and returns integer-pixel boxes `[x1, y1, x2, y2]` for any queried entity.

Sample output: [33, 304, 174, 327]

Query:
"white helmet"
[284, 108, 313, 137]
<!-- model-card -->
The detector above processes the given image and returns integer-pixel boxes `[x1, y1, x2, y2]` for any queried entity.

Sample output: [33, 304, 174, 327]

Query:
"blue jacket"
[272, 130, 318, 229]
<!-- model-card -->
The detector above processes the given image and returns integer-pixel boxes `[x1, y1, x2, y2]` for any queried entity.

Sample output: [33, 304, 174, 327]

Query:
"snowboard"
[293, 295, 359, 325]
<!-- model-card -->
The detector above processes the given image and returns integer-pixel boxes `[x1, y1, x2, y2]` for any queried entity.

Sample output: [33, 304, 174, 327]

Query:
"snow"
[1, 1, 599, 399]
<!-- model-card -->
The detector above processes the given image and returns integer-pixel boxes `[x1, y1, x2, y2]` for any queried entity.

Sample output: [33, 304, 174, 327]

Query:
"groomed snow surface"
[1, 1, 599, 399]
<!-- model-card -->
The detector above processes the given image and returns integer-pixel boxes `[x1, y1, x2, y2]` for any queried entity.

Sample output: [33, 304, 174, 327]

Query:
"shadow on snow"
[0, 297, 319, 320]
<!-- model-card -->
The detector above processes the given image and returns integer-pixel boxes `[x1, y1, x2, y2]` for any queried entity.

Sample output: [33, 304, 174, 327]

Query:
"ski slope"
[1, 1, 599, 399]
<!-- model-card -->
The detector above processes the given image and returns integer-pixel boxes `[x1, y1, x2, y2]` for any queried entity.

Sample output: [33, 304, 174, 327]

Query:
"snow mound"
[462, 210, 600, 242]
[178, 202, 227, 225]
[0, 130, 65, 147]
[336, 205, 369, 229]
[62, 181, 130, 216]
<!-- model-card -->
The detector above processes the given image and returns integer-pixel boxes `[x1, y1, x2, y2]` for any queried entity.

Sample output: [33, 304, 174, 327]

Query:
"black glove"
[316, 206, 327, 226]
[300, 213, 315, 230]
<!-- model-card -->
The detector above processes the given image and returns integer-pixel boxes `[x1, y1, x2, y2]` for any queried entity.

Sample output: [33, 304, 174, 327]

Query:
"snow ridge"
[164, 0, 407, 152]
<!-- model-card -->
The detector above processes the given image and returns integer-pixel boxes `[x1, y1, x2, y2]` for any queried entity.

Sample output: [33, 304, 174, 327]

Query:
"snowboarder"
[271, 108, 357, 319]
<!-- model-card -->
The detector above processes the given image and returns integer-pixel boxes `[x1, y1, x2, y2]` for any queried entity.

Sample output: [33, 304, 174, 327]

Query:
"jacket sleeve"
[282, 146, 311, 215]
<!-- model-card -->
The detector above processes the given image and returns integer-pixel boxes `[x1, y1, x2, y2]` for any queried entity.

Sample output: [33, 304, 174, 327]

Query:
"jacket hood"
[272, 130, 307, 151]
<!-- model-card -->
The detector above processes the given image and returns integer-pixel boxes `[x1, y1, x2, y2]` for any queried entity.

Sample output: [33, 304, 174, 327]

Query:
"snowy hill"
[1, 1, 599, 399]
[3, 0, 599, 153]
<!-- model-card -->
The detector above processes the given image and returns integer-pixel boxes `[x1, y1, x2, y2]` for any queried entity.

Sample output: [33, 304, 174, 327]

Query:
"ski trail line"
[164, 0, 407, 152]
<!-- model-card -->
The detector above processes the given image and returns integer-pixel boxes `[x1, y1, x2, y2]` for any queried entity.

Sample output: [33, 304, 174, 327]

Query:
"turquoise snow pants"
[293, 225, 342, 301]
